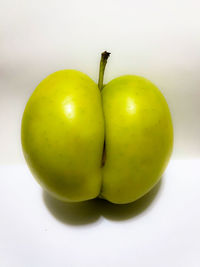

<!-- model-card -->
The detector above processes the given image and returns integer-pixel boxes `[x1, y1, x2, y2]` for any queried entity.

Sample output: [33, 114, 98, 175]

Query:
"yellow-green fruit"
[101, 75, 173, 203]
[21, 70, 104, 202]
[21, 71, 173, 204]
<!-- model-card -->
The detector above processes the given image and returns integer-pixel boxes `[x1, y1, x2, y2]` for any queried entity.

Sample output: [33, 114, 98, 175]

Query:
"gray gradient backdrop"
[1, 0, 200, 164]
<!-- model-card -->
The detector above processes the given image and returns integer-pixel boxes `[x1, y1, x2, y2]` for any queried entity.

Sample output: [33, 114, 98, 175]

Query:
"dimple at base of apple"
[21, 70, 173, 205]
[98, 179, 160, 204]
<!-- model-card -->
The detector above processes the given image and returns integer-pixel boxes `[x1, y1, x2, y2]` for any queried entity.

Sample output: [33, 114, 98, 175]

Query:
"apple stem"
[98, 51, 111, 91]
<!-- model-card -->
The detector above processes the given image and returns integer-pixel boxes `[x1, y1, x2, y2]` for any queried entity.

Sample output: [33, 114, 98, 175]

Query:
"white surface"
[1, 0, 200, 266]
[0, 160, 200, 267]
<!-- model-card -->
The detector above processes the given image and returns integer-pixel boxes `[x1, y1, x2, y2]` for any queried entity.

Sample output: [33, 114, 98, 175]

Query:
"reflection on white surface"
[63, 97, 75, 119]
[126, 97, 136, 114]
[1, 160, 200, 267]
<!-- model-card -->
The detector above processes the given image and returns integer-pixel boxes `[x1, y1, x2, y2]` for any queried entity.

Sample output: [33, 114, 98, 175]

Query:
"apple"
[21, 52, 173, 204]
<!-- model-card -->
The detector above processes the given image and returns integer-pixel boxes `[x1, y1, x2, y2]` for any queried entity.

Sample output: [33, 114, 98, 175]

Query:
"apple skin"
[101, 75, 173, 204]
[21, 70, 104, 202]
[21, 71, 173, 204]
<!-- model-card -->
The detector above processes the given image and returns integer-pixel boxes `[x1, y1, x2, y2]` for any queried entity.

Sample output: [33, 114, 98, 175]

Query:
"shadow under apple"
[42, 177, 163, 226]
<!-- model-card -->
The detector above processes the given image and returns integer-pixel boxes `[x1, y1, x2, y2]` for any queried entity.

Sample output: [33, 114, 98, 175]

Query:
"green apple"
[21, 52, 173, 204]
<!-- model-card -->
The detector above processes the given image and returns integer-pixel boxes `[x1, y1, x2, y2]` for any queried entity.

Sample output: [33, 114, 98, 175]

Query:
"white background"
[1, 0, 200, 266]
